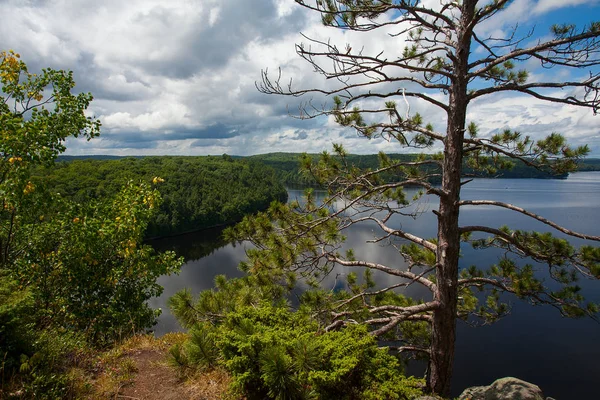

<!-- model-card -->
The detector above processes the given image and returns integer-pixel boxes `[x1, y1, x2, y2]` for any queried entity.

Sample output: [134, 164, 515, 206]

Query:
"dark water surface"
[149, 172, 600, 399]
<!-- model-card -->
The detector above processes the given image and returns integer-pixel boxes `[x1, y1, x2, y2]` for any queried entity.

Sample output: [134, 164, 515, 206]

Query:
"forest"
[33, 156, 288, 238]
[249, 152, 600, 186]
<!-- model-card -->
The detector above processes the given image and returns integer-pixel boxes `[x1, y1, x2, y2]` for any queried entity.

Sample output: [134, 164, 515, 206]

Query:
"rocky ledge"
[416, 377, 557, 400]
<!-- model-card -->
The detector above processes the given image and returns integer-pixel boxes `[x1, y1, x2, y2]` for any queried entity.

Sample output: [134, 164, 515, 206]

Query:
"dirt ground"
[117, 348, 189, 400]
[109, 340, 232, 400]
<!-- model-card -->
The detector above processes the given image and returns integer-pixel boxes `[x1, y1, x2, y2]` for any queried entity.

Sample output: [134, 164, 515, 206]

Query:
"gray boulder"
[458, 377, 546, 400]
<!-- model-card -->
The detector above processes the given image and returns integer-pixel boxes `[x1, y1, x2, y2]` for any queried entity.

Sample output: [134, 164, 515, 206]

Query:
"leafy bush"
[0, 275, 35, 373]
[1, 182, 183, 398]
[0, 50, 182, 399]
[10, 182, 183, 345]
[16, 328, 89, 399]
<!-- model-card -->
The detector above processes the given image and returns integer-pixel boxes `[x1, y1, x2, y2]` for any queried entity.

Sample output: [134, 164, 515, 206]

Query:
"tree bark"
[428, 1, 476, 396]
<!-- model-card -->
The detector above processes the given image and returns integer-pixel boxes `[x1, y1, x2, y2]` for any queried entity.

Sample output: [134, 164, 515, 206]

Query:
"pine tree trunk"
[428, 105, 463, 396]
[428, 1, 475, 396]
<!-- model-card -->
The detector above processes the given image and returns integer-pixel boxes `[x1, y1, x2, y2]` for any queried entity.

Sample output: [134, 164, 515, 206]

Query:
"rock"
[458, 377, 545, 400]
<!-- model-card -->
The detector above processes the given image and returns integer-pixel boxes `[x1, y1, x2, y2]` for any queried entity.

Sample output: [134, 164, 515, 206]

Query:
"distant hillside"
[58, 155, 135, 161]
[34, 156, 287, 238]
[577, 158, 600, 171]
[248, 153, 600, 186]
[56, 153, 600, 188]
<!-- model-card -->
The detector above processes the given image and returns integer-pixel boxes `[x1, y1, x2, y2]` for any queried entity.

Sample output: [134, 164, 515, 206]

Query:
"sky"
[1, 0, 599, 156]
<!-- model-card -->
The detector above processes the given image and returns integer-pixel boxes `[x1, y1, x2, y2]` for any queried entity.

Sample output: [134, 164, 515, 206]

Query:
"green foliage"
[13, 181, 183, 344]
[183, 323, 220, 370]
[0, 274, 36, 372]
[462, 127, 591, 176]
[0, 50, 100, 167]
[170, 291, 424, 400]
[15, 328, 88, 400]
[461, 227, 600, 322]
[0, 179, 183, 395]
[0, 50, 100, 268]
[0, 52, 182, 398]
[0, 51, 103, 397]
[0, 274, 93, 399]
[307, 325, 423, 400]
[33, 156, 288, 238]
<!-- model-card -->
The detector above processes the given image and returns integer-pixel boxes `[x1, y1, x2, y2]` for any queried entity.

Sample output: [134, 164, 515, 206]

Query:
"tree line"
[32, 155, 288, 238]
[249, 152, 600, 186]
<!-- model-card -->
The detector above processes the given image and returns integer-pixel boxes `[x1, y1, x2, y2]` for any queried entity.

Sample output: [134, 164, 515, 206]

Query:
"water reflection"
[147, 226, 247, 334]
[149, 172, 600, 398]
[147, 225, 230, 262]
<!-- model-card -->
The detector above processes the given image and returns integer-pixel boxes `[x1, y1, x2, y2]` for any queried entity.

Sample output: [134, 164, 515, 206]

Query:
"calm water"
[148, 172, 600, 399]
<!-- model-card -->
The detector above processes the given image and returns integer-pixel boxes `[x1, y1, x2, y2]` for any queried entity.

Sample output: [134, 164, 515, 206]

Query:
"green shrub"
[171, 300, 424, 400]
[5, 327, 89, 399]
[0, 275, 36, 374]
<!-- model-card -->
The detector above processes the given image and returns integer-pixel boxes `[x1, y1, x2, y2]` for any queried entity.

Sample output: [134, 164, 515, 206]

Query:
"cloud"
[468, 91, 599, 152]
[0, 0, 597, 156]
[476, 0, 600, 39]
[532, 0, 599, 15]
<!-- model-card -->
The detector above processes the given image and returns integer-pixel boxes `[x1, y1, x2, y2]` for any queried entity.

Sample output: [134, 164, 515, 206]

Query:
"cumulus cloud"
[468, 91, 599, 153]
[532, 0, 600, 15]
[0, 0, 597, 156]
[477, 0, 600, 36]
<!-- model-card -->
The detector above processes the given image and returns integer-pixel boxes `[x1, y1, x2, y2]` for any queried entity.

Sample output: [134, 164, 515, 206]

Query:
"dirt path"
[88, 334, 230, 399]
[99, 334, 232, 400]
[117, 348, 189, 400]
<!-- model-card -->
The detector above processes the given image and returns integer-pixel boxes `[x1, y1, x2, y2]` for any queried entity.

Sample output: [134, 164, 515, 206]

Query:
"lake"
[148, 171, 600, 399]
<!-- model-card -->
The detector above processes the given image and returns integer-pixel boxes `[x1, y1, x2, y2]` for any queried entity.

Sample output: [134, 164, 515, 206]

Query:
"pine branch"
[293, 0, 456, 32]
[473, 0, 512, 25]
[458, 276, 599, 320]
[459, 225, 598, 279]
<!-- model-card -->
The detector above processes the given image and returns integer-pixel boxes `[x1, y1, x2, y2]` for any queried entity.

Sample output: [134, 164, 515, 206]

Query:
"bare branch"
[348, 89, 450, 112]
[368, 300, 440, 337]
[326, 255, 437, 292]
[390, 345, 431, 355]
[469, 75, 600, 113]
[469, 27, 600, 73]
[459, 200, 600, 242]
[354, 215, 438, 252]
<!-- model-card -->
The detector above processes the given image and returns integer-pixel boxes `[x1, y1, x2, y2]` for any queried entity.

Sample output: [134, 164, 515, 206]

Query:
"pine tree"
[234, 0, 600, 396]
